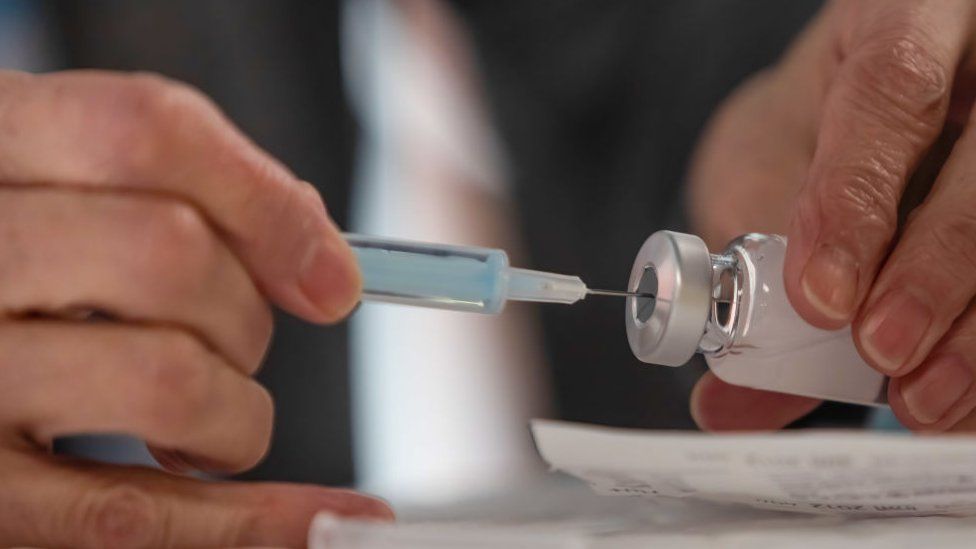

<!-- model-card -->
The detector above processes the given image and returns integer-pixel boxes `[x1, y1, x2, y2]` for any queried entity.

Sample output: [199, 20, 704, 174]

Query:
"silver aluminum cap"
[625, 231, 712, 367]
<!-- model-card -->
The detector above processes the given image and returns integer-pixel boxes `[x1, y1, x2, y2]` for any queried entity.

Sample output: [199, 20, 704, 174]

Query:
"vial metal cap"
[625, 231, 713, 366]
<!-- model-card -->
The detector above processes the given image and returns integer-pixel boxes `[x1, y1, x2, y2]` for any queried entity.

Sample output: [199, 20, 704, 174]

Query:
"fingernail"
[315, 490, 395, 522]
[349, 494, 396, 522]
[800, 244, 859, 320]
[299, 232, 362, 321]
[859, 291, 933, 373]
[901, 356, 972, 424]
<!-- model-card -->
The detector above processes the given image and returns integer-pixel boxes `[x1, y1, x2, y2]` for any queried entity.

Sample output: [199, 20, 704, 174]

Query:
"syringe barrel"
[346, 234, 510, 314]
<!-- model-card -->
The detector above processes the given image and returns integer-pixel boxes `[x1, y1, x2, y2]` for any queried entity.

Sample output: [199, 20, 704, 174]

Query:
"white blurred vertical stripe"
[343, 0, 551, 506]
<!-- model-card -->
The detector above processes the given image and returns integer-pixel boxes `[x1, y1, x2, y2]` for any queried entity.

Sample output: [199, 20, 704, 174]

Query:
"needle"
[587, 288, 655, 299]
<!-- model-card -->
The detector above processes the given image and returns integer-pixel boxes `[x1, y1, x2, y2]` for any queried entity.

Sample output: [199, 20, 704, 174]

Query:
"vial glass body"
[703, 234, 887, 406]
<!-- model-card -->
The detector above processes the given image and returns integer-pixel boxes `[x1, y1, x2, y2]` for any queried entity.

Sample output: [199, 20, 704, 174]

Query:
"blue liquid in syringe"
[349, 236, 509, 314]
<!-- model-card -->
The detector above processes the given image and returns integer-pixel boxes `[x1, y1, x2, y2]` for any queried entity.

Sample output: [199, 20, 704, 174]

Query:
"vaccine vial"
[625, 231, 887, 406]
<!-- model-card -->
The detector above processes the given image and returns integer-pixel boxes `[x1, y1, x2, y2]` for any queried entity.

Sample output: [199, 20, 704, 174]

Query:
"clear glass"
[700, 234, 887, 406]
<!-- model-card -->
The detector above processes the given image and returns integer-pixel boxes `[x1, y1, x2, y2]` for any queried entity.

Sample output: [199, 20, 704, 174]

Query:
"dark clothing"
[41, 0, 859, 486]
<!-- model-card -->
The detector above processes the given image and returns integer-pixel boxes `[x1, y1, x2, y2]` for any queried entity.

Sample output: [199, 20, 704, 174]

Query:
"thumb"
[0, 451, 392, 549]
[784, 1, 968, 328]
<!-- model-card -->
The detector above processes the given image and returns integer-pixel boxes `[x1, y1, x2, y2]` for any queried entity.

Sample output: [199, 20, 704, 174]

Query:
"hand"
[0, 70, 389, 548]
[687, 0, 976, 432]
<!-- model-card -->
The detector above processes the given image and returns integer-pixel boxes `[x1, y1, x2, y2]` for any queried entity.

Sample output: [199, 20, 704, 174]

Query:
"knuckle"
[240, 383, 275, 469]
[111, 72, 215, 168]
[848, 34, 949, 131]
[75, 485, 160, 549]
[242, 302, 274, 375]
[922, 210, 976, 282]
[131, 199, 217, 292]
[148, 199, 213, 259]
[137, 331, 215, 439]
[125, 72, 213, 125]
[818, 163, 900, 233]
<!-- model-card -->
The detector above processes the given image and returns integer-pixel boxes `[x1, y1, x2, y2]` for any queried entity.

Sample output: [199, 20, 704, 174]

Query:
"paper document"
[532, 419, 976, 517]
[311, 478, 976, 548]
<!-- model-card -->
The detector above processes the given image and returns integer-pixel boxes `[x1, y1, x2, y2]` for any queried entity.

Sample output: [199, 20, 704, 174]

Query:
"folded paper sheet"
[532, 419, 976, 517]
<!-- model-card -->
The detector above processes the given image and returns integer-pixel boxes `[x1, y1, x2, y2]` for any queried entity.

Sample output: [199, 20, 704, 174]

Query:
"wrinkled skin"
[689, 0, 976, 433]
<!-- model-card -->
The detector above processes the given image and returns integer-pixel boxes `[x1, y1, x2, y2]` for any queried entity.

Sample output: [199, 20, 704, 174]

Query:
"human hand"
[686, 0, 976, 432]
[0, 70, 389, 548]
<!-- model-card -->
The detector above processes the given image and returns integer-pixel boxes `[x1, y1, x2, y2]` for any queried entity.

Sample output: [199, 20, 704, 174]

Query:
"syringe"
[346, 234, 650, 314]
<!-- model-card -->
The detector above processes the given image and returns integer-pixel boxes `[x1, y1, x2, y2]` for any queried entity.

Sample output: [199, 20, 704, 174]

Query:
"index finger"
[690, 372, 822, 431]
[0, 69, 359, 323]
[784, 1, 970, 329]
[2, 450, 391, 549]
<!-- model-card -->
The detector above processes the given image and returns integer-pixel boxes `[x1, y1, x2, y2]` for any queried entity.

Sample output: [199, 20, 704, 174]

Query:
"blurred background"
[2, 0, 853, 510]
